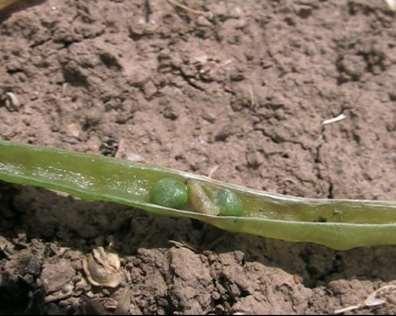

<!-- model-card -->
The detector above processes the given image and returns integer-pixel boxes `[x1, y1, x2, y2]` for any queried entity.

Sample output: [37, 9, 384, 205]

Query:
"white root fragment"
[187, 180, 220, 216]
[3, 92, 21, 111]
[364, 285, 396, 307]
[322, 113, 347, 125]
[49, 189, 71, 198]
[334, 284, 396, 314]
[208, 165, 219, 178]
[334, 305, 360, 314]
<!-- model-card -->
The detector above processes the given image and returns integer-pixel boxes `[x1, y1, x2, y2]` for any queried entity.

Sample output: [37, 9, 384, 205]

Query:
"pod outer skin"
[1, 139, 396, 250]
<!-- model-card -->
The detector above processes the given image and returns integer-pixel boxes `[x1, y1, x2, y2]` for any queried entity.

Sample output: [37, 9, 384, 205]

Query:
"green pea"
[217, 189, 243, 216]
[150, 178, 188, 209]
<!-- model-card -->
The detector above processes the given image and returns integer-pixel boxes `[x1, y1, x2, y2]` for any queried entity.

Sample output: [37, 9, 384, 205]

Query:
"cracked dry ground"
[0, 0, 396, 314]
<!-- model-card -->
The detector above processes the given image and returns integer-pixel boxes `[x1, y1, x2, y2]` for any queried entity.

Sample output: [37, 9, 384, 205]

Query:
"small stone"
[143, 81, 157, 100]
[25, 256, 42, 276]
[246, 150, 263, 168]
[201, 110, 216, 123]
[0, 236, 14, 256]
[212, 291, 221, 300]
[65, 123, 81, 138]
[196, 16, 212, 27]
[162, 105, 178, 120]
[41, 259, 76, 294]
[295, 4, 312, 18]
[125, 152, 144, 162]
[214, 124, 233, 141]
[62, 283, 74, 294]
[338, 54, 366, 81]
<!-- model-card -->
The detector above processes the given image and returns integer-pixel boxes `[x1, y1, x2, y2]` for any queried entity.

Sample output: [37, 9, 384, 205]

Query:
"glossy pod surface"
[0, 139, 396, 250]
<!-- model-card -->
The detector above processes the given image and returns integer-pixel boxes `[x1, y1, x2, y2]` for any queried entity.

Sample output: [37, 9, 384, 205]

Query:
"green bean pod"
[0, 0, 20, 10]
[0, 139, 396, 250]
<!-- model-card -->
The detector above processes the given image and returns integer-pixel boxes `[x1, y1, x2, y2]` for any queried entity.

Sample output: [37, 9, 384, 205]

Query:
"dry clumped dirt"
[0, 0, 395, 314]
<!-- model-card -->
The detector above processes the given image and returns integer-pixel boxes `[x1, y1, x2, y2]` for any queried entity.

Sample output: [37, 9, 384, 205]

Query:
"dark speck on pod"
[150, 177, 188, 209]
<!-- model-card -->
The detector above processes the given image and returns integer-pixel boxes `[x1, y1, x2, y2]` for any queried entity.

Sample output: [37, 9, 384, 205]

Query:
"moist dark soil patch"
[0, 0, 395, 314]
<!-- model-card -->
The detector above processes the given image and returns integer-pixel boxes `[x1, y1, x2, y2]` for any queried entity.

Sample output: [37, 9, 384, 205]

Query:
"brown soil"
[0, 0, 396, 314]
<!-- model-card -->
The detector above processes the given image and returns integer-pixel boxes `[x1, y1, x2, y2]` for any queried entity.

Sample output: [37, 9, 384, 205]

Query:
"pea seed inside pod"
[216, 189, 243, 216]
[150, 177, 188, 209]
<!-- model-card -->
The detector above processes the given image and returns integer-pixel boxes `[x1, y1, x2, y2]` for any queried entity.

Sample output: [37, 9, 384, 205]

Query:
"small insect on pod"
[187, 180, 243, 217]
[187, 180, 220, 216]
